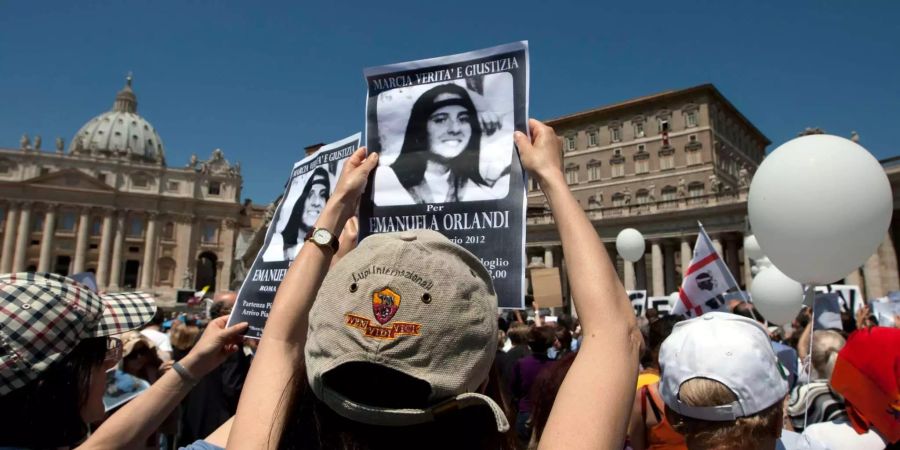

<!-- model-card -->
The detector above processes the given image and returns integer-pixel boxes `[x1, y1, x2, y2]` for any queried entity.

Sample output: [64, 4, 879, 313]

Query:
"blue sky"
[2, 1, 898, 203]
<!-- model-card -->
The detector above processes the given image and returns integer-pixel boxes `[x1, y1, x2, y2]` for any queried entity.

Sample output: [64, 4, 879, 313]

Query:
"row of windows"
[558, 150, 703, 186]
[563, 111, 699, 152]
[17, 213, 220, 244]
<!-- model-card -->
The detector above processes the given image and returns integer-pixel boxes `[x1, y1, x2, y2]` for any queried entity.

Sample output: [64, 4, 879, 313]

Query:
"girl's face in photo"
[302, 184, 327, 227]
[426, 100, 472, 160]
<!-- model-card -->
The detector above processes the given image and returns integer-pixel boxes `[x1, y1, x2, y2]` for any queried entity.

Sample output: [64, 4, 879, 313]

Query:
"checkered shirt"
[0, 272, 156, 396]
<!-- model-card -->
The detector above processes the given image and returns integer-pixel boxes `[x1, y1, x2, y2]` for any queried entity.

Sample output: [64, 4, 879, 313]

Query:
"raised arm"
[78, 316, 248, 449]
[514, 119, 641, 450]
[228, 149, 378, 450]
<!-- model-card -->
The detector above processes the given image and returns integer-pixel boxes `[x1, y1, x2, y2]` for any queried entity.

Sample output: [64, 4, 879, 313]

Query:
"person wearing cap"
[281, 167, 332, 261]
[228, 119, 641, 449]
[0, 272, 249, 449]
[802, 326, 899, 449]
[658, 312, 826, 449]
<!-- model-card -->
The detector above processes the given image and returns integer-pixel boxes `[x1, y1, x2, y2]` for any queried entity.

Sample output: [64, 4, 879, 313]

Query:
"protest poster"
[628, 290, 648, 317]
[228, 134, 360, 338]
[813, 284, 863, 314]
[647, 296, 673, 315]
[530, 267, 563, 309]
[359, 42, 529, 308]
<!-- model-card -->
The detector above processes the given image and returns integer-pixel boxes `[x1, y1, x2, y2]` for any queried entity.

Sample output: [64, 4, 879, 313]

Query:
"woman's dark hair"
[276, 363, 517, 450]
[282, 167, 331, 248]
[554, 327, 573, 356]
[0, 337, 107, 447]
[647, 315, 684, 369]
[392, 83, 486, 191]
[528, 326, 556, 354]
[529, 352, 577, 442]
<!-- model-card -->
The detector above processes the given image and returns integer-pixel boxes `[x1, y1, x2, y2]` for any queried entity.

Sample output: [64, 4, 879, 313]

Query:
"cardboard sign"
[530, 267, 563, 309]
[628, 290, 648, 317]
[814, 284, 863, 313]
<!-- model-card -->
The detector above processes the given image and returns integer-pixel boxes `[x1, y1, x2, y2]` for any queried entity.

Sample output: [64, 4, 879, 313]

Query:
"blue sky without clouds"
[1, 1, 898, 202]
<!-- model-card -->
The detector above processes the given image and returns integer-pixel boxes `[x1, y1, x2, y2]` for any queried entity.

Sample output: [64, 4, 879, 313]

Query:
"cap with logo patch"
[305, 229, 508, 431]
[659, 312, 789, 421]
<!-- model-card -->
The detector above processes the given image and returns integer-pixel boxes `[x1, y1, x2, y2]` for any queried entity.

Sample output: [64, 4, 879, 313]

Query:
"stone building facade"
[0, 77, 250, 305]
[527, 84, 900, 301]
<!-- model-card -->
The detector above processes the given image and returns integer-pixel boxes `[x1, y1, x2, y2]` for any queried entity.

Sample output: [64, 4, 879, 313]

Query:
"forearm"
[539, 174, 634, 334]
[79, 360, 200, 449]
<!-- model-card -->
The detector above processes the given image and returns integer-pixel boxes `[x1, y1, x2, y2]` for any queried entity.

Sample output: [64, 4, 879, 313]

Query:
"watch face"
[313, 228, 331, 245]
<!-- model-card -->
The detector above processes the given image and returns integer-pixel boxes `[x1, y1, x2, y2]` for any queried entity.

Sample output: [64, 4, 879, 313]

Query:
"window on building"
[636, 189, 650, 205]
[635, 122, 645, 138]
[587, 161, 601, 181]
[128, 217, 143, 237]
[0, 160, 12, 174]
[660, 152, 675, 170]
[612, 192, 626, 207]
[162, 222, 175, 240]
[686, 111, 698, 128]
[687, 148, 703, 166]
[588, 131, 598, 147]
[208, 181, 222, 196]
[40, 168, 50, 177]
[658, 119, 670, 133]
[167, 181, 180, 192]
[529, 177, 538, 191]
[90, 218, 102, 236]
[564, 136, 576, 152]
[662, 186, 677, 201]
[565, 165, 579, 185]
[689, 134, 697, 143]
[611, 162, 625, 178]
[610, 127, 622, 143]
[32, 213, 44, 232]
[96, 172, 107, 184]
[635, 158, 649, 174]
[588, 195, 602, 208]
[202, 222, 218, 243]
[59, 212, 76, 232]
[132, 173, 149, 188]
[688, 182, 705, 197]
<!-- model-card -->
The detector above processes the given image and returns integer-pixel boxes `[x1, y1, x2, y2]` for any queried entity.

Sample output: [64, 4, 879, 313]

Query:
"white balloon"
[744, 235, 765, 261]
[616, 228, 646, 262]
[750, 266, 804, 326]
[748, 134, 893, 284]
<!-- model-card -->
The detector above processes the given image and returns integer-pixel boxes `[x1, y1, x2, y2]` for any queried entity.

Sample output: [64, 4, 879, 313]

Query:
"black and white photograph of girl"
[261, 166, 333, 262]
[372, 73, 513, 206]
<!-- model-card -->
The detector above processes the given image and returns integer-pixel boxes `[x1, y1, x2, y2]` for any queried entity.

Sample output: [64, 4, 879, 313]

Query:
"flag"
[673, 223, 743, 318]
[187, 285, 210, 306]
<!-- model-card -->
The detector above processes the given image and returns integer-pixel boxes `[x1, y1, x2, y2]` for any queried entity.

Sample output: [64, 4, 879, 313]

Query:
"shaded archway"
[123, 260, 140, 289]
[195, 251, 218, 291]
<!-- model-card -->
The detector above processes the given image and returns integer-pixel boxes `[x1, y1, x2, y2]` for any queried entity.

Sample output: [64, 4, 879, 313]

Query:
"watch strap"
[305, 227, 339, 253]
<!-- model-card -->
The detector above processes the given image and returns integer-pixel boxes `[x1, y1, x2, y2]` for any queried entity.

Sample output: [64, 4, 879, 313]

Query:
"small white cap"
[659, 312, 789, 421]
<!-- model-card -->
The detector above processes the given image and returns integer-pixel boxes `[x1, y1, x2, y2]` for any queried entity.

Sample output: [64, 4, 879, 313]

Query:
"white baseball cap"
[659, 312, 789, 421]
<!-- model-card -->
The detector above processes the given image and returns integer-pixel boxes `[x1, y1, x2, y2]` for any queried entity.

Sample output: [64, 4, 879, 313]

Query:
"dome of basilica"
[69, 75, 166, 165]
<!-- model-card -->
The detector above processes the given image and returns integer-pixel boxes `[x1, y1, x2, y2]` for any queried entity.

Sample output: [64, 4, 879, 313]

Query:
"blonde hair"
[169, 321, 200, 351]
[667, 378, 782, 449]
[811, 330, 844, 380]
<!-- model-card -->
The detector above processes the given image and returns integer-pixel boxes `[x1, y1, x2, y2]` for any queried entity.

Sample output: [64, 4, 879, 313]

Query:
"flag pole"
[697, 221, 750, 303]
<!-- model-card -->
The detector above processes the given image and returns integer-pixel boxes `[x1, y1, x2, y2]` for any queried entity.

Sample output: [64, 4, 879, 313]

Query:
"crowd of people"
[0, 118, 898, 449]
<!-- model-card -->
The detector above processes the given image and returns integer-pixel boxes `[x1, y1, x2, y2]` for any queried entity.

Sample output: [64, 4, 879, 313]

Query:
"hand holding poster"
[228, 134, 360, 338]
[359, 42, 529, 308]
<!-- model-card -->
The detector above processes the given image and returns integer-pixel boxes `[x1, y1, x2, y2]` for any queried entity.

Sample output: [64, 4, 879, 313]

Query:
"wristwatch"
[305, 227, 339, 253]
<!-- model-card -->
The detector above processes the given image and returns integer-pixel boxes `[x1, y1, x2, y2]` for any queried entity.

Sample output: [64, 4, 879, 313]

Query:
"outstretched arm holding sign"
[514, 119, 641, 450]
[228, 148, 378, 449]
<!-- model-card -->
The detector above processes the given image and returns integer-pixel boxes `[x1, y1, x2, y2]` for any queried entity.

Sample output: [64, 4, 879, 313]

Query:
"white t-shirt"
[141, 328, 173, 353]
[803, 419, 886, 450]
[777, 429, 830, 450]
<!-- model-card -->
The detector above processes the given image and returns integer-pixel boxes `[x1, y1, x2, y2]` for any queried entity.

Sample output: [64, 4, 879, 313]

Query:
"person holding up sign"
[226, 119, 639, 449]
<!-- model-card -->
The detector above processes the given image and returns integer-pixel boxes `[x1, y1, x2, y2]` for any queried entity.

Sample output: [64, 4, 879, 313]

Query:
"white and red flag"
[672, 223, 745, 318]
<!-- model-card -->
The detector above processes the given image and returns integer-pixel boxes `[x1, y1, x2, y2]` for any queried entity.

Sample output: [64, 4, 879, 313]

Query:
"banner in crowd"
[359, 42, 530, 308]
[814, 284, 863, 313]
[628, 290, 648, 316]
[672, 223, 744, 317]
[647, 296, 674, 316]
[229, 134, 360, 338]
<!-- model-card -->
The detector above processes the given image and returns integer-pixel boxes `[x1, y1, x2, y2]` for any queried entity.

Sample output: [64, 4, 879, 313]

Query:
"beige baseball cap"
[305, 229, 509, 432]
